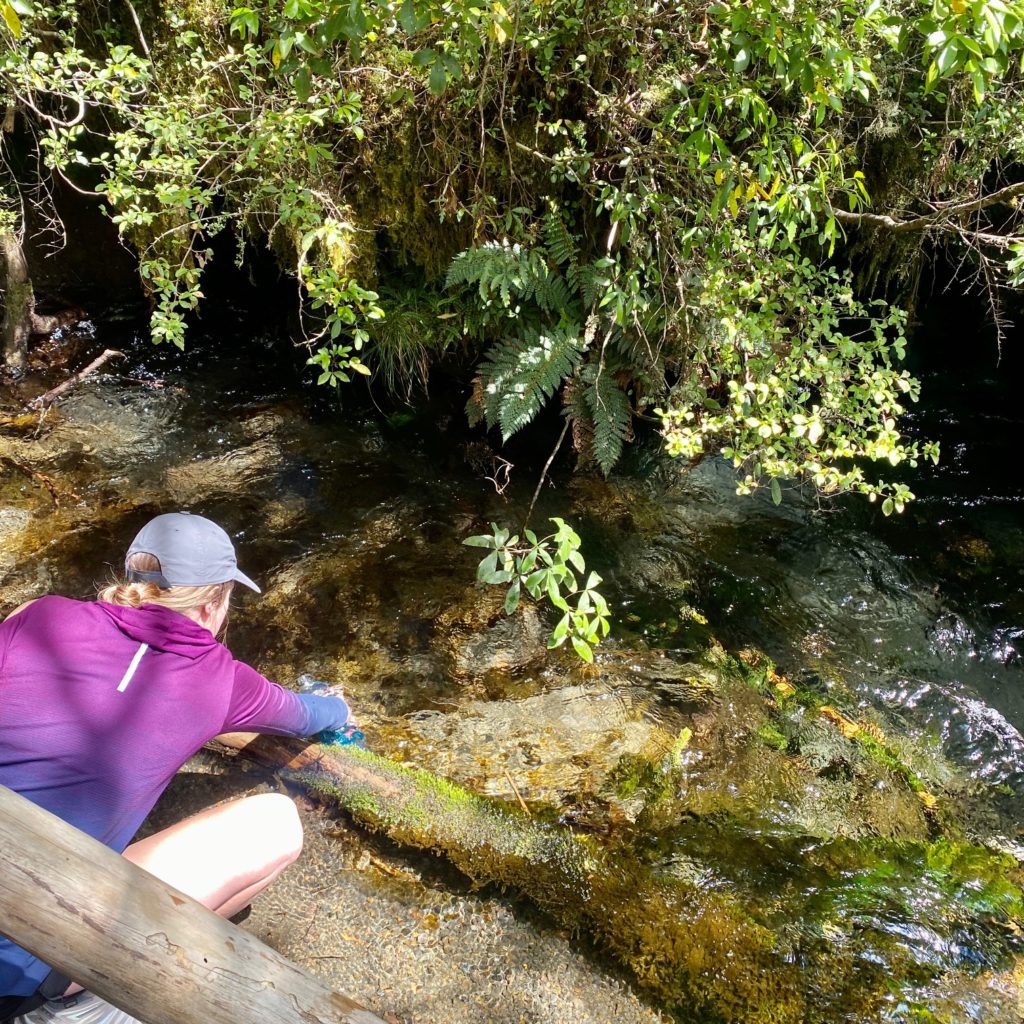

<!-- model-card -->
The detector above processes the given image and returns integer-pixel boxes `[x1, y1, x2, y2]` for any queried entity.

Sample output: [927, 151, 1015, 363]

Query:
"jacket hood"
[96, 601, 219, 659]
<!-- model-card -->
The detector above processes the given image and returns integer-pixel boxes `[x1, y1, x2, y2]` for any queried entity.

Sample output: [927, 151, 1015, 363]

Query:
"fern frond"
[583, 366, 632, 475]
[543, 207, 580, 293]
[578, 262, 605, 310]
[536, 273, 574, 315]
[563, 373, 595, 468]
[446, 241, 575, 316]
[478, 324, 586, 440]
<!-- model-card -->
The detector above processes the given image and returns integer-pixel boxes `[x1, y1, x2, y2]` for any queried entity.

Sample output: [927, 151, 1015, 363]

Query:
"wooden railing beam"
[0, 784, 385, 1024]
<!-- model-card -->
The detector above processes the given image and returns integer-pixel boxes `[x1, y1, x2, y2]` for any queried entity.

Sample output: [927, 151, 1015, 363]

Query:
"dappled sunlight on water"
[2, 334, 1024, 1019]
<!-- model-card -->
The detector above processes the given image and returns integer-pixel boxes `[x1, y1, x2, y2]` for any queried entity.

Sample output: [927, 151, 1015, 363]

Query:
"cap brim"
[232, 569, 262, 594]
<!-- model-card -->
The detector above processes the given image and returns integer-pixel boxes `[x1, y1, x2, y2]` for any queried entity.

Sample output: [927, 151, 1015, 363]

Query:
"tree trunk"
[0, 784, 386, 1024]
[1, 229, 34, 371]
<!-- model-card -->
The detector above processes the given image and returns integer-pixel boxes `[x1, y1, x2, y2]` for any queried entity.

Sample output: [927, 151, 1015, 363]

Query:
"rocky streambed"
[2, 331, 1024, 1022]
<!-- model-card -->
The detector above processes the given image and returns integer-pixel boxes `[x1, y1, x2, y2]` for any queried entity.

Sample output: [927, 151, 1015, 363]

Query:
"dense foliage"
[3, 0, 1024, 506]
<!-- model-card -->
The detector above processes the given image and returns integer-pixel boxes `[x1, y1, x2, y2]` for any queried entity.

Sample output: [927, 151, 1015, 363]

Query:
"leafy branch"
[463, 517, 610, 663]
[306, 342, 371, 388]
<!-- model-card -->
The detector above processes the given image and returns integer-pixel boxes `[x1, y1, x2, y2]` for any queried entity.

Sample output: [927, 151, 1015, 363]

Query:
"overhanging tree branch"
[832, 179, 1024, 239]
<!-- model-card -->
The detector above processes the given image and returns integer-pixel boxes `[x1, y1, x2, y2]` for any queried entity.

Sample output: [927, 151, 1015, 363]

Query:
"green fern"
[446, 241, 574, 315]
[562, 372, 595, 466]
[583, 365, 632, 475]
[578, 262, 604, 310]
[449, 232, 634, 463]
[476, 325, 585, 440]
[543, 206, 581, 293]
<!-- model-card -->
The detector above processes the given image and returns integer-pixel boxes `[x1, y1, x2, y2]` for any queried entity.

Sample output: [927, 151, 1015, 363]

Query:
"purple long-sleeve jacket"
[0, 595, 349, 997]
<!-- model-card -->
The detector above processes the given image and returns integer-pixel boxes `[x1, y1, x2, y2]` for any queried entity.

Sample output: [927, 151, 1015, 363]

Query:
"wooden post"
[0, 785, 386, 1024]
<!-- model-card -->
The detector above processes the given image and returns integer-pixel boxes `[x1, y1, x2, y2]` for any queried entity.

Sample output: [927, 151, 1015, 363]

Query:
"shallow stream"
[2, 317, 1023, 1022]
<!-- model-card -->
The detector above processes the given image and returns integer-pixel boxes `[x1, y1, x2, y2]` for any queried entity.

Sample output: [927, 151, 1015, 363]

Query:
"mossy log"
[214, 732, 805, 1023]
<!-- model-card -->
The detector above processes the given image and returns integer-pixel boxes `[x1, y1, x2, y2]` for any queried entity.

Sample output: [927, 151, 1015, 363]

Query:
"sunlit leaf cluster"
[464, 517, 610, 662]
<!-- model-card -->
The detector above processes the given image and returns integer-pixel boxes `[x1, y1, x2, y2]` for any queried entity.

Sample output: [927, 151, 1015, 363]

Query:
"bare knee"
[251, 792, 303, 865]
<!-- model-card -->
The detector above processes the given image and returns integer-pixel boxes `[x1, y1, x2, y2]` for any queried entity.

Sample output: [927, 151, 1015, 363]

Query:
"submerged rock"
[163, 436, 284, 504]
[0, 507, 34, 579]
[432, 585, 548, 679]
[403, 682, 669, 805]
[445, 603, 548, 678]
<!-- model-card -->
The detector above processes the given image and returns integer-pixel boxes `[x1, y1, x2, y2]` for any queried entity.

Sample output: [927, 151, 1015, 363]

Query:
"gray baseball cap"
[125, 512, 261, 593]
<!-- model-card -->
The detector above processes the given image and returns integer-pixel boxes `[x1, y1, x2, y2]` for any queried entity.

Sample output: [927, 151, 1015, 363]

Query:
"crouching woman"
[0, 512, 352, 1024]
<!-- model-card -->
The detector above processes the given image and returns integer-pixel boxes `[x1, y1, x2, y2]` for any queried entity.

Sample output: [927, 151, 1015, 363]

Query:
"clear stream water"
[5, 312, 1024, 1021]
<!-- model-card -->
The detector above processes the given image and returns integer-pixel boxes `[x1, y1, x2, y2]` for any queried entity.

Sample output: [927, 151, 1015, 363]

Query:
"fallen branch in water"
[29, 348, 125, 409]
[0, 455, 77, 507]
[210, 731, 806, 1022]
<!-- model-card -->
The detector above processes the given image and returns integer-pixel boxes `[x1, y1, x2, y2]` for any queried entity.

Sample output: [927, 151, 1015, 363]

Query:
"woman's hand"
[296, 674, 358, 727]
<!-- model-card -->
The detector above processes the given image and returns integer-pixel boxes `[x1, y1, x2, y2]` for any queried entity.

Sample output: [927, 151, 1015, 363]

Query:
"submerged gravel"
[142, 758, 669, 1024]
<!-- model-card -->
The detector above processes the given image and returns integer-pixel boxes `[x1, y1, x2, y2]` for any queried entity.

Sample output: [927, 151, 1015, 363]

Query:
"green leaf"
[959, 35, 983, 58]
[971, 65, 987, 102]
[463, 535, 495, 548]
[770, 477, 782, 505]
[525, 568, 547, 597]
[504, 580, 521, 614]
[477, 551, 498, 581]
[429, 57, 447, 95]
[936, 42, 958, 77]
[324, 9, 349, 42]
[568, 549, 585, 572]
[571, 637, 594, 663]
[547, 575, 570, 611]
[881, 497, 894, 516]
[398, 0, 425, 34]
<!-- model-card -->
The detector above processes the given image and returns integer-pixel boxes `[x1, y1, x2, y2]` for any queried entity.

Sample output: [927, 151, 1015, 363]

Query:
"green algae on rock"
[267, 741, 807, 1023]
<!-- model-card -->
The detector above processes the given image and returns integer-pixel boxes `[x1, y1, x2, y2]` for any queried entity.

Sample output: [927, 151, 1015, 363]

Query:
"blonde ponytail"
[98, 553, 233, 614]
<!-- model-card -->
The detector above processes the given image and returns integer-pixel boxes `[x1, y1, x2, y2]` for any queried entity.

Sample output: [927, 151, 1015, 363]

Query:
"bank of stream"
[1, 315, 1023, 1023]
